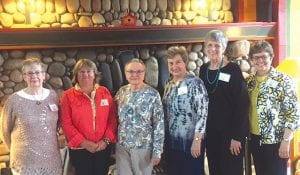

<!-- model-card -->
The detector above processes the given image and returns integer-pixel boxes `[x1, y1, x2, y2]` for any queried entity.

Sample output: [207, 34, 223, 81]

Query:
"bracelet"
[103, 137, 110, 145]
[283, 138, 290, 142]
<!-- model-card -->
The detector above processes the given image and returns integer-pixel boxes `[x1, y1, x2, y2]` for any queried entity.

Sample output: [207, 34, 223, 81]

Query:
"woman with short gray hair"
[0, 58, 62, 175]
[115, 58, 164, 175]
[199, 30, 249, 175]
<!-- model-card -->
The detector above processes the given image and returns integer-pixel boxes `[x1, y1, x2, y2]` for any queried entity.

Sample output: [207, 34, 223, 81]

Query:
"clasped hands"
[80, 139, 108, 153]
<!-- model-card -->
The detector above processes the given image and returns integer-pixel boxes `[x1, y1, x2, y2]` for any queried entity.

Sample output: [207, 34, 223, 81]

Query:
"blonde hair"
[72, 59, 101, 84]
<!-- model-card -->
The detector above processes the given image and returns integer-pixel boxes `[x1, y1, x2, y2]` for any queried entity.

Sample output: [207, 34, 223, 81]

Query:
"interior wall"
[289, 0, 300, 58]
[243, 0, 256, 22]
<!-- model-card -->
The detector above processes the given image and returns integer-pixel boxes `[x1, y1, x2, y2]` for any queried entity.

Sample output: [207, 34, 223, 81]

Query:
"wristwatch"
[194, 136, 201, 141]
[103, 137, 110, 145]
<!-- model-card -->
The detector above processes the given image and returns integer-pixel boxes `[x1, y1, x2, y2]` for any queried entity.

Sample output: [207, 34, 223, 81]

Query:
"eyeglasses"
[126, 70, 145, 75]
[23, 71, 44, 76]
[252, 54, 270, 61]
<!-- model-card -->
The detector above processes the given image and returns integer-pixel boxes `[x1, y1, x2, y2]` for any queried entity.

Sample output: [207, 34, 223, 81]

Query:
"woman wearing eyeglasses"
[60, 59, 117, 175]
[162, 46, 208, 175]
[0, 58, 62, 175]
[114, 59, 164, 175]
[246, 40, 300, 175]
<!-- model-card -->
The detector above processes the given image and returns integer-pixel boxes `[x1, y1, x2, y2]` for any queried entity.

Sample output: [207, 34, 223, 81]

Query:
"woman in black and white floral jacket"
[246, 40, 300, 175]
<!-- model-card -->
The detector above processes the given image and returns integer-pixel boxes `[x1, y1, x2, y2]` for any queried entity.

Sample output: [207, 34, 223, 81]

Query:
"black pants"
[69, 146, 112, 175]
[250, 134, 287, 175]
[206, 130, 245, 175]
[166, 141, 205, 175]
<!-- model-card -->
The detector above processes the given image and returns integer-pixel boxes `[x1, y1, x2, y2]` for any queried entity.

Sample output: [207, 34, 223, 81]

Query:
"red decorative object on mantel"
[121, 10, 136, 26]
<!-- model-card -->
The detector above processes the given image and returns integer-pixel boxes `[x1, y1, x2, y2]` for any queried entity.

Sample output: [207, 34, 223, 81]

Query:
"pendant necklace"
[205, 58, 223, 94]
[31, 88, 44, 105]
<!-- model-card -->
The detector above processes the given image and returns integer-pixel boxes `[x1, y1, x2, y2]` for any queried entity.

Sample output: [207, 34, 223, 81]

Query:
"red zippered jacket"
[60, 85, 117, 148]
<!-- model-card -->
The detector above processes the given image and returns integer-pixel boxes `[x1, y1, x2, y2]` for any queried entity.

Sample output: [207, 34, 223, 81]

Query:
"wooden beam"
[0, 23, 276, 50]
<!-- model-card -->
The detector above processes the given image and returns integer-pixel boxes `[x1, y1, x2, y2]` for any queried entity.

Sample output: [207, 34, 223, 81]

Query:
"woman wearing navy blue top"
[199, 30, 249, 175]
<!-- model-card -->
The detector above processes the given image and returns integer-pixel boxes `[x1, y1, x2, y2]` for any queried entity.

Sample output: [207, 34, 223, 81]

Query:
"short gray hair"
[204, 30, 228, 49]
[22, 58, 46, 73]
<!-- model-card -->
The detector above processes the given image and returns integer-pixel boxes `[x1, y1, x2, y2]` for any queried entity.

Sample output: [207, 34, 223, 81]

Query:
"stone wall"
[0, 0, 244, 106]
[0, 43, 207, 105]
[0, 0, 233, 28]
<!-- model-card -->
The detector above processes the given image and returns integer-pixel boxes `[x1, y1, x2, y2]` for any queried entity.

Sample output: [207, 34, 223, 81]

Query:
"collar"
[74, 83, 99, 92]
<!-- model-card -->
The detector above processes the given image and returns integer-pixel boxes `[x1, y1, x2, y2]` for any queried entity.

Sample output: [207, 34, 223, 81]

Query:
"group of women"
[0, 30, 299, 175]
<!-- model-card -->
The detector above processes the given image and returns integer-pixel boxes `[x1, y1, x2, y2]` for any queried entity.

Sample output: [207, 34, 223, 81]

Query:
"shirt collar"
[74, 83, 99, 92]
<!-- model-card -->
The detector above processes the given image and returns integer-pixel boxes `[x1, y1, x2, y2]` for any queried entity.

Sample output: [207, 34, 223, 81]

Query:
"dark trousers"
[206, 130, 245, 175]
[167, 142, 205, 175]
[250, 134, 287, 175]
[69, 146, 112, 175]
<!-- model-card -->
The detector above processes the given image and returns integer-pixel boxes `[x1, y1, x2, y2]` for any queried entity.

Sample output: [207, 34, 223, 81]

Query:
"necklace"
[28, 88, 44, 105]
[205, 58, 223, 94]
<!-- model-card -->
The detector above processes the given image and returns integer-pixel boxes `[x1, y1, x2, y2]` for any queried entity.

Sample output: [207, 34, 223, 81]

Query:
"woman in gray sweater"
[0, 58, 62, 175]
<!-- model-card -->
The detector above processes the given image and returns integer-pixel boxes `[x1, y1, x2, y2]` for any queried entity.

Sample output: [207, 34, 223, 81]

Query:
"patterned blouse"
[246, 67, 300, 144]
[115, 84, 164, 158]
[162, 74, 208, 153]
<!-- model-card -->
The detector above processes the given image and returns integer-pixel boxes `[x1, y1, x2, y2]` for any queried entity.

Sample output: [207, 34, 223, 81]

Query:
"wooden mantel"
[0, 22, 276, 50]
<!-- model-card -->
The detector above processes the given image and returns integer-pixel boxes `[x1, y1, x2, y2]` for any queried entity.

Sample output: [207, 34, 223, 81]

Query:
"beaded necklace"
[205, 58, 223, 94]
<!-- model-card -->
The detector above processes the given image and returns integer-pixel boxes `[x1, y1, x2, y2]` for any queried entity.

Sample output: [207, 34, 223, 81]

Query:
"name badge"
[219, 72, 231, 82]
[265, 79, 278, 88]
[49, 104, 58, 111]
[100, 99, 109, 106]
[178, 86, 188, 95]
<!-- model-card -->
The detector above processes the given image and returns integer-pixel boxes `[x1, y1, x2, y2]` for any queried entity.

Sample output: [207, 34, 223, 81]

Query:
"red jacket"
[60, 85, 117, 148]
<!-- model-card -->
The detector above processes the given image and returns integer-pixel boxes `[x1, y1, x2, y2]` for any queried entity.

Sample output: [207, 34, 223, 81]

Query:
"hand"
[96, 140, 108, 152]
[191, 139, 201, 158]
[151, 157, 161, 166]
[279, 140, 290, 158]
[58, 135, 66, 148]
[80, 140, 98, 153]
[229, 139, 242, 156]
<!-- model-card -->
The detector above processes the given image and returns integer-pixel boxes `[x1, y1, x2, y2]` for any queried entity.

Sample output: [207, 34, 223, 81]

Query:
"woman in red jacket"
[60, 59, 117, 175]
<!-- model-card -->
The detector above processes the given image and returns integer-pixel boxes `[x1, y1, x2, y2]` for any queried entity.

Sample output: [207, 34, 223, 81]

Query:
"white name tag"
[219, 72, 231, 82]
[100, 99, 109, 106]
[178, 86, 188, 95]
[265, 79, 278, 88]
[49, 104, 58, 111]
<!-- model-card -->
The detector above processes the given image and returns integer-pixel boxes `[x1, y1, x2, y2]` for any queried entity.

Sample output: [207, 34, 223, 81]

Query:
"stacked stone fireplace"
[0, 0, 237, 105]
[0, 43, 207, 105]
[0, 0, 276, 106]
[0, 0, 233, 28]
